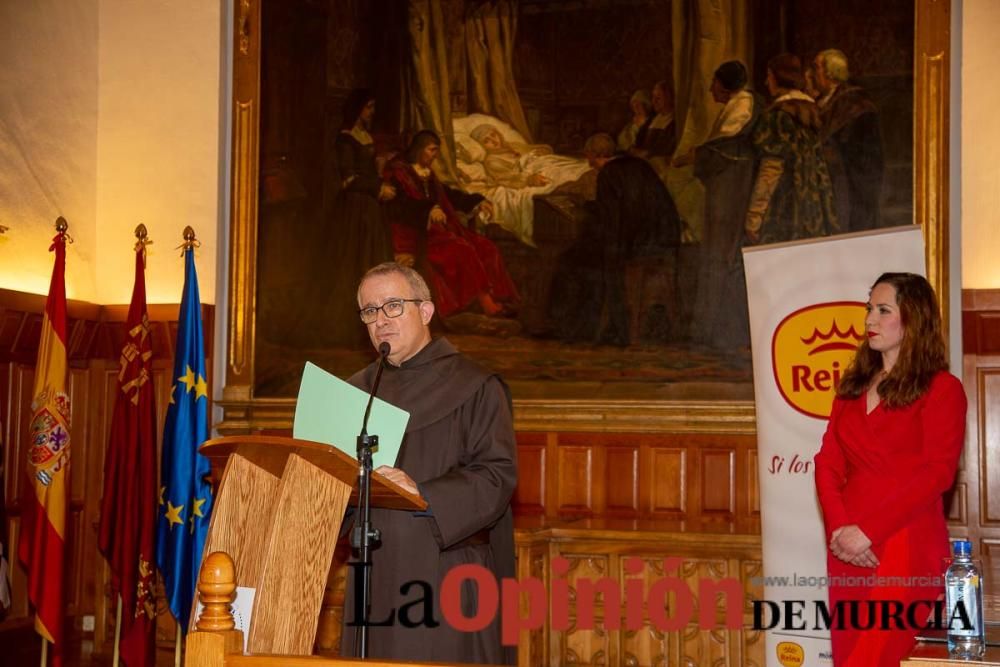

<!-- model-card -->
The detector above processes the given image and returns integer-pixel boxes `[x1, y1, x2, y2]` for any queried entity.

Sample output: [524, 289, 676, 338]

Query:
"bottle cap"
[953, 539, 972, 557]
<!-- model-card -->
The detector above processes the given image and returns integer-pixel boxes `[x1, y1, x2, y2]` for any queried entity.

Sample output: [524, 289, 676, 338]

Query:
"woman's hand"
[527, 173, 550, 187]
[830, 525, 878, 567]
[849, 549, 880, 568]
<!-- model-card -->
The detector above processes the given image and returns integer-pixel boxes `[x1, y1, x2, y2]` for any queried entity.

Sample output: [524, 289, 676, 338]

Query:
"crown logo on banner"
[771, 302, 866, 419]
[776, 640, 805, 667]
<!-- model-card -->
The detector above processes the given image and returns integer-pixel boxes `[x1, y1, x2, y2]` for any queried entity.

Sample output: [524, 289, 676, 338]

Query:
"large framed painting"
[220, 0, 950, 433]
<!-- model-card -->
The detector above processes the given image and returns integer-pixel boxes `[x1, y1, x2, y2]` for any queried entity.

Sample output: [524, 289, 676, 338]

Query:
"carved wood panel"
[522, 527, 763, 667]
[960, 289, 1000, 557]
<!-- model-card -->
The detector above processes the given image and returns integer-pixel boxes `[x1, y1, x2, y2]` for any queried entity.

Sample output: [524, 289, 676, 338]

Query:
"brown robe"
[341, 337, 517, 665]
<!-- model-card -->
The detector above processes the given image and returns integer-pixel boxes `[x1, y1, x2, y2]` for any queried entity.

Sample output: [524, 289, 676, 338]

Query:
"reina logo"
[771, 302, 866, 419]
[776, 641, 804, 667]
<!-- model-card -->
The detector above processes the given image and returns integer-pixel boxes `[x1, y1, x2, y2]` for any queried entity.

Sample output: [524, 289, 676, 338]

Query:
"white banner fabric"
[743, 226, 925, 666]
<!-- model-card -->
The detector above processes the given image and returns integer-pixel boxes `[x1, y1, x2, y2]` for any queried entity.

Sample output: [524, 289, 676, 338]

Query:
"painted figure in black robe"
[550, 133, 682, 346]
[814, 49, 884, 232]
[684, 61, 761, 350]
[322, 89, 396, 346]
[341, 263, 517, 665]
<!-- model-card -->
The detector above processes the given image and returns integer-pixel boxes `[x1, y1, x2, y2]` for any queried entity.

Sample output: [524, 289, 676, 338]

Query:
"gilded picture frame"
[218, 0, 951, 435]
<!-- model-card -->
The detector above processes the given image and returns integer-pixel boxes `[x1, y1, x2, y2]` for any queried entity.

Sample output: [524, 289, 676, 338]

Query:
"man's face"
[813, 57, 832, 94]
[358, 272, 434, 366]
[418, 143, 440, 168]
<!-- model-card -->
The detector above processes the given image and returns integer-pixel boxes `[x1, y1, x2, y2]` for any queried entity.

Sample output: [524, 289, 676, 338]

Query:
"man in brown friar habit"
[340, 261, 517, 665]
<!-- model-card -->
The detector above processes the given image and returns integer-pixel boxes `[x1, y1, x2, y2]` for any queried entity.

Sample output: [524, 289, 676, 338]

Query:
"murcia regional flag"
[18, 232, 71, 654]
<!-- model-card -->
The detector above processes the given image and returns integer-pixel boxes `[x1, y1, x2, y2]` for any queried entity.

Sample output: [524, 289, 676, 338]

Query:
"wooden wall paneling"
[66, 367, 93, 618]
[747, 447, 760, 518]
[978, 365, 1000, 526]
[512, 432, 546, 515]
[699, 447, 735, 520]
[6, 363, 35, 625]
[603, 440, 639, 517]
[961, 291, 1000, 554]
[544, 432, 558, 520]
[554, 434, 595, 517]
[645, 445, 685, 517]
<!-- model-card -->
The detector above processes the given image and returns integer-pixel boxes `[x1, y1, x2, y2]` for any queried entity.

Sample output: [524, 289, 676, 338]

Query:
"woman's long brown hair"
[836, 272, 948, 408]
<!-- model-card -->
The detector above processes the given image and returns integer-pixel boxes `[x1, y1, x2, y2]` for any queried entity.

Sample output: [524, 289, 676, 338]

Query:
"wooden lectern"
[193, 435, 427, 656]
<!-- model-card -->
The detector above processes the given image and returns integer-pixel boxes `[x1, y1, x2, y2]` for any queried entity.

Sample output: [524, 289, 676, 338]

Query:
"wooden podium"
[193, 435, 427, 656]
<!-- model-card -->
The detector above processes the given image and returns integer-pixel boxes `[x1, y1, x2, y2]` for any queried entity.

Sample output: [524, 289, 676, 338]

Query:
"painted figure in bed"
[382, 129, 520, 319]
[451, 115, 592, 247]
[470, 124, 552, 189]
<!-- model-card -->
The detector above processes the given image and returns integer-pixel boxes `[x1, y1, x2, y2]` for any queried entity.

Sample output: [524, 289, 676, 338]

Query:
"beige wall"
[0, 0, 222, 304]
[961, 0, 1000, 289]
[96, 0, 222, 304]
[0, 0, 99, 300]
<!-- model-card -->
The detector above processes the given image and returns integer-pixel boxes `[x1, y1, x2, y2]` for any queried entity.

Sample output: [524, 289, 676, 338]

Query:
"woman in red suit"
[815, 272, 967, 666]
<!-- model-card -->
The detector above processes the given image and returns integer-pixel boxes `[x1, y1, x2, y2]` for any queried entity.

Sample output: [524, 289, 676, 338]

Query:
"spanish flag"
[18, 232, 70, 658]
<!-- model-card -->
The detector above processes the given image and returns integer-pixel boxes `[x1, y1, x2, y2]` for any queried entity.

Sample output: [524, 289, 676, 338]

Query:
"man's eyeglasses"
[358, 298, 424, 324]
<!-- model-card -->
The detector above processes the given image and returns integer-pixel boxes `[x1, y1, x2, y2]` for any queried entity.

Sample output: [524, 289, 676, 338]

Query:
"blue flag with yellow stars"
[156, 247, 212, 631]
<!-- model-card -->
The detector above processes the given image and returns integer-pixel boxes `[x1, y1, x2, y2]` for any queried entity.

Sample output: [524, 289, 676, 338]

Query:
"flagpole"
[112, 595, 122, 667]
[39, 637, 47, 667]
[175, 621, 183, 667]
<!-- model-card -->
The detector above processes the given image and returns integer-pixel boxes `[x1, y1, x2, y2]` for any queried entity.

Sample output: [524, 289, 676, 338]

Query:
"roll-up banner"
[743, 226, 926, 666]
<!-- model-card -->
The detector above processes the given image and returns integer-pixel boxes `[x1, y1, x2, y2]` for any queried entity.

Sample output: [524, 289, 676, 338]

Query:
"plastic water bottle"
[945, 539, 985, 658]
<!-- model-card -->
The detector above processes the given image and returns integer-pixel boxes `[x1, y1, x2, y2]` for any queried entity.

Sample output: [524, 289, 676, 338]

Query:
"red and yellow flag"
[98, 244, 157, 666]
[18, 232, 71, 654]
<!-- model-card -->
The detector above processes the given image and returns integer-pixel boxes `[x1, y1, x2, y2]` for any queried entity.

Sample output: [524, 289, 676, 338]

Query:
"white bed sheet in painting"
[453, 114, 591, 247]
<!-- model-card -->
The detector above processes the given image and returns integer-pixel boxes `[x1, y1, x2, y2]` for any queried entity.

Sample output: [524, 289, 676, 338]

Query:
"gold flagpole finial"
[134, 223, 153, 254]
[55, 216, 73, 243]
[177, 226, 201, 254]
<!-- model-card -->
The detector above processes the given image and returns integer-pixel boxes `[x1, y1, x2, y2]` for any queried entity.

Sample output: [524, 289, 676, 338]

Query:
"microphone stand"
[352, 342, 389, 659]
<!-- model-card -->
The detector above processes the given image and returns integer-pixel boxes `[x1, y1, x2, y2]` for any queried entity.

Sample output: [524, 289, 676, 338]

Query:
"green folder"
[293, 362, 409, 468]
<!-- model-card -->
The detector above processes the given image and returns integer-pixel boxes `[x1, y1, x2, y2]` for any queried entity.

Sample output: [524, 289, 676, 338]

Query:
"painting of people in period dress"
[252, 0, 916, 399]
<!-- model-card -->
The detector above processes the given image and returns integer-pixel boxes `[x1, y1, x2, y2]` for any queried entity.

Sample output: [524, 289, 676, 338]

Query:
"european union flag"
[156, 247, 212, 631]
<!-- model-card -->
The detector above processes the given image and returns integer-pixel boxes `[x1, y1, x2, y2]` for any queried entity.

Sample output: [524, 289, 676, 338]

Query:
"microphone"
[360, 342, 391, 441]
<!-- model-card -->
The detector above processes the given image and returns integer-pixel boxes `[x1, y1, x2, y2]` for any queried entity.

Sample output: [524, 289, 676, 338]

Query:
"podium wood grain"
[195, 436, 425, 656]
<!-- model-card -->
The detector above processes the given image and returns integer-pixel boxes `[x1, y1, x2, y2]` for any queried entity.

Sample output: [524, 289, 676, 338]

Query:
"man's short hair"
[404, 130, 441, 164]
[714, 60, 749, 92]
[817, 49, 850, 84]
[583, 133, 616, 159]
[767, 53, 806, 91]
[357, 262, 433, 304]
